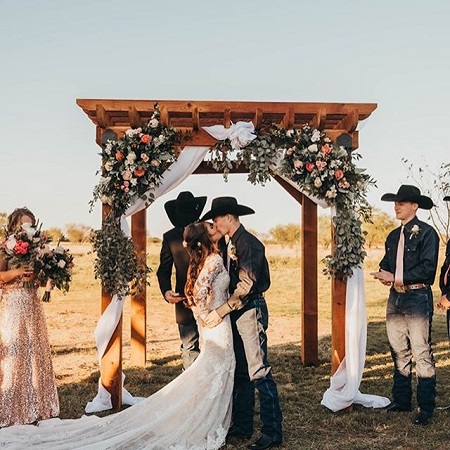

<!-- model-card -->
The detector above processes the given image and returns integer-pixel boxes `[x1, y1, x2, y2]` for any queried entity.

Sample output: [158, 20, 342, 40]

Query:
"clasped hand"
[370, 269, 394, 286]
[202, 310, 222, 328]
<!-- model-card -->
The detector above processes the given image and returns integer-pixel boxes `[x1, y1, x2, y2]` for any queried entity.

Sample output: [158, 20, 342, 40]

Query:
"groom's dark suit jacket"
[156, 227, 195, 325]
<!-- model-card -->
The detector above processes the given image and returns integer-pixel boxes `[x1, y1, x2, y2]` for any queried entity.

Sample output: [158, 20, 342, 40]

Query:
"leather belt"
[393, 283, 426, 293]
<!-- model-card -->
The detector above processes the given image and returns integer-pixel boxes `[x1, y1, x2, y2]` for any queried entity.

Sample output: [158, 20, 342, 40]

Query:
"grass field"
[41, 243, 450, 449]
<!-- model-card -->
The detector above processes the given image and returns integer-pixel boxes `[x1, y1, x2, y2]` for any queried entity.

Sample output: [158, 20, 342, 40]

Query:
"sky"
[1, 0, 449, 238]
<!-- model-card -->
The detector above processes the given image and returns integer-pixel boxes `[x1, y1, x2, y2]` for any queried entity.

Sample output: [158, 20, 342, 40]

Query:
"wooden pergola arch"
[77, 99, 377, 409]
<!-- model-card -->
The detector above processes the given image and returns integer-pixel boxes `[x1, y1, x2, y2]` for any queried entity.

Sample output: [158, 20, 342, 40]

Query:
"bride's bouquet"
[35, 244, 74, 302]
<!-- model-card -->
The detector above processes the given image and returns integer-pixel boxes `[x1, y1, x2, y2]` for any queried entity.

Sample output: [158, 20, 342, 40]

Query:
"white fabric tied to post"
[203, 121, 257, 150]
[85, 146, 210, 413]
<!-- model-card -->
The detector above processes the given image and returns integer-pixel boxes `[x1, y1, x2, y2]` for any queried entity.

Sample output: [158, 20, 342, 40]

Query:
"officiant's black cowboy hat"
[201, 196, 255, 221]
[381, 184, 434, 210]
[164, 191, 207, 228]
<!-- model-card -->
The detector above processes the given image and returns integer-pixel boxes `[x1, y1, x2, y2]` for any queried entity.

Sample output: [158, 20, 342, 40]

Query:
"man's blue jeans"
[230, 297, 283, 441]
[386, 287, 436, 414]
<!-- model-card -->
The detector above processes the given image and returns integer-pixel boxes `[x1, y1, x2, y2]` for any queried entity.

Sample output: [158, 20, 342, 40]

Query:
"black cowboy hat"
[381, 184, 434, 210]
[444, 196, 450, 201]
[201, 196, 255, 221]
[164, 191, 207, 228]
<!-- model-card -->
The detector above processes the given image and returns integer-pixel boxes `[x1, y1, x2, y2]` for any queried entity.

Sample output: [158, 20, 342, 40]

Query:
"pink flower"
[334, 169, 344, 180]
[14, 240, 30, 255]
[316, 160, 327, 171]
[141, 153, 149, 162]
[305, 162, 315, 172]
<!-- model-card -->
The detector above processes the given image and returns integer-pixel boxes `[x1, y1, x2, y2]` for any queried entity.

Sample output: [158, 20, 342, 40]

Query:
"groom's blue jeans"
[386, 286, 436, 415]
[230, 297, 283, 441]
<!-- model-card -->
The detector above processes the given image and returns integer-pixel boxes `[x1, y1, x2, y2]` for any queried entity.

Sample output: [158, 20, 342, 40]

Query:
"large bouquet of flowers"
[36, 244, 74, 301]
[90, 104, 181, 218]
[2, 222, 52, 280]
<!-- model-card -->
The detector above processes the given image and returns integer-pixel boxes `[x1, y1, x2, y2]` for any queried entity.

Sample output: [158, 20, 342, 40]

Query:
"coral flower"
[305, 162, 315, 172]
[334, 169, 344, 180]
[321, 144, 331, 155]
[134, 168, 145, 177]
[140, 134, 151, 144]
[115, 151, 124, 161]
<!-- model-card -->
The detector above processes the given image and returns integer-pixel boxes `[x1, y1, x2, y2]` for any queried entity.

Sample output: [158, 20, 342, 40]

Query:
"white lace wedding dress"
[0, 253, 235, 450]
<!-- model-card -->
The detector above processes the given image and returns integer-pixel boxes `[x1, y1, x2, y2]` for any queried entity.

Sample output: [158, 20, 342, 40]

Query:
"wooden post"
[301, 196, 319, 366]
[130, 209, 147, 366]
[100, 204, 122, 410]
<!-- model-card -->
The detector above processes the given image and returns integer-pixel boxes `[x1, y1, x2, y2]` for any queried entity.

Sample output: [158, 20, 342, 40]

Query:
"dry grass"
[41, 243, 450, 449]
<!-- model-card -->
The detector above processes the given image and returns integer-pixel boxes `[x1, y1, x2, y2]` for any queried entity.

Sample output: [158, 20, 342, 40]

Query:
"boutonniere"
[228, 243, 238, 261]
[409, 224, 420, 239]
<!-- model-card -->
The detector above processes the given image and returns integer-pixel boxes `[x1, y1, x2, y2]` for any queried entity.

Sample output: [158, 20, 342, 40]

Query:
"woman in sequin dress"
[0, 207, 59, 427]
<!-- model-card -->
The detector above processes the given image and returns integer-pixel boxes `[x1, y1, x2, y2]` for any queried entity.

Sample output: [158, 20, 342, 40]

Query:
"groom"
[202, 196, 283, 450]
[157, 191, 207, 369]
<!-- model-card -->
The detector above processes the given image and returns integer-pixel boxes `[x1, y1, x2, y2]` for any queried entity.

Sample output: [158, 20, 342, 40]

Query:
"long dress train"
[0, 280, 59, 427]
[0, 253, 234, 450]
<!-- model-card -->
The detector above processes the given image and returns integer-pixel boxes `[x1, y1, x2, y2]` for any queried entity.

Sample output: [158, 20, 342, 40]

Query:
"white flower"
[307, 144, 318, 153]
[104, 161, 113, 171]
[100, 195, 112, 205]
[5, 235, 17, 252]
[286, 129, 294, 137]
[57, 260, 66, 268]
[130, 178, 138, 186]
[54, 246, 65, 255]
[311, 130, 321, 142]
[104, 142, 113, 155]
[21, 223, 36, 239]
[122, 170, 133, 181]
[293, 160, 303, 169]
[410, 224, 420, 239]
[314, 177, 322, 188]
[149, 118, 159, 128]
[126, 151, 136, 164]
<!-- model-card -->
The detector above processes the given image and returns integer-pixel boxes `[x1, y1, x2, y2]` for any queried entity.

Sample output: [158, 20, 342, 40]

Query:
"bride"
[0, 222, 235, 450]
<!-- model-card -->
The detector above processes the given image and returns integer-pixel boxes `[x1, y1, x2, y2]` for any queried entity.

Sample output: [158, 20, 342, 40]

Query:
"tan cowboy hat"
[164, 191, 207, 228]
[201, 196, 255, 221]
[381, 184, 434, 210]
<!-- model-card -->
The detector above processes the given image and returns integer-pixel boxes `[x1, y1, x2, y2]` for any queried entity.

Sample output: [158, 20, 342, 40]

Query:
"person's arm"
[191, 254, 222, 321]
[156, 235, 175, 302]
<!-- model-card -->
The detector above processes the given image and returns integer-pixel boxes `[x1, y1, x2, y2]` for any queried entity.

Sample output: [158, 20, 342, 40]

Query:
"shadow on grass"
[57, 317, 450, 449]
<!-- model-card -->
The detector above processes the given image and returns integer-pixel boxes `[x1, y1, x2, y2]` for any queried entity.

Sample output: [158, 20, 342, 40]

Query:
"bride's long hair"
[183, 222, 216, 308]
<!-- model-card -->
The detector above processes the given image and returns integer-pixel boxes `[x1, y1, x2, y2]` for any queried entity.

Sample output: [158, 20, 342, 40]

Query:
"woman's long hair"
[7, 207, 36, 233]
[183, 222, 216, 308]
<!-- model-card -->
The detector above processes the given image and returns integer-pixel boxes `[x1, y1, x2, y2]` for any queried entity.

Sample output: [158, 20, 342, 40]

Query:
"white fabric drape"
[320, 267, 390, 411]
[203, 122, 387, 411]
[86, 146, 210, 413]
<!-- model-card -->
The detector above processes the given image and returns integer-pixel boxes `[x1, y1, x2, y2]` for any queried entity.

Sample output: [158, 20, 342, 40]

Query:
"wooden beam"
[310, 108, 327, 129]
[273, 174, 303, 205]
[281, 108, 294, 129]
[224, 108, 231, 128]
[130, 209, 147, 366]
[96, 104, 109, 128]
[301, 196, 319, 366]
[253, 108, 262, 129]
[333, 110, 359, 133]
[159, 104, 169, 126]
[128, 105, 142, 128]
[192, 106, 200, 131]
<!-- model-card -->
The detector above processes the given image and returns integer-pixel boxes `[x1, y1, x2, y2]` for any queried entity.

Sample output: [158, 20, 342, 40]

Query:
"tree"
[362, 208, 397, 249]
[269, 223, 301, 246]
[65, 223, 92, 243]
[403, 159, 450, 244]
[0, 212, 7, 237]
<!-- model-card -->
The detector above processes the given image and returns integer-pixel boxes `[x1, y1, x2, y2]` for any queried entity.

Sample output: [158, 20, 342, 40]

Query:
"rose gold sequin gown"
[0, 280, 59, 427]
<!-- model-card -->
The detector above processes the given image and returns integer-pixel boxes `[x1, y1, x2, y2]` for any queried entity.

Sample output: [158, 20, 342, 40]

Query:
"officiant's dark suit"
[156, 191, 207, 369]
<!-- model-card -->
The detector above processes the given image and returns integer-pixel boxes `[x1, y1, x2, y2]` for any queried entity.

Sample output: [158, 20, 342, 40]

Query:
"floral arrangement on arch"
[90, 105, 182, 297]
[209, 123, 376, 279]
[91, 104, 181, 218]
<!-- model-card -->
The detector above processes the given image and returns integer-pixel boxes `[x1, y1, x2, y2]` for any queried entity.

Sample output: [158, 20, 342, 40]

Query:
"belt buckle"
[394, 285, 406, 293]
